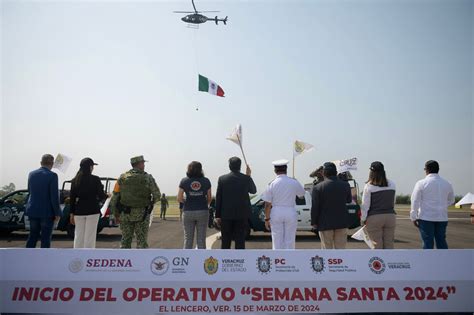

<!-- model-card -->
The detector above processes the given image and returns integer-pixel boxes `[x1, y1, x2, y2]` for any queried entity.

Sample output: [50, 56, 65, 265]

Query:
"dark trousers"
[418, 220, 448, 249]
[221, 219, 247, 249]
[26, 217, 54, 248]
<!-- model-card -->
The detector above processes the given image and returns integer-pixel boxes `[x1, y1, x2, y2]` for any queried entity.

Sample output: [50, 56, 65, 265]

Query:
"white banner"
[0, 249, 472, 314]
[334, 157, 358, 173]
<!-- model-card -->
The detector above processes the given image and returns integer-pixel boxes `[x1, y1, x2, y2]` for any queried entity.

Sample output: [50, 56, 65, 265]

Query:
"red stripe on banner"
[217, 86, 225, 97]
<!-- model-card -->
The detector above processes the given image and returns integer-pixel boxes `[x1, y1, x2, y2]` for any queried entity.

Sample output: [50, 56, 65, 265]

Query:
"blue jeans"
[418, 220, 448, 249]
[26, 217, 54, 248]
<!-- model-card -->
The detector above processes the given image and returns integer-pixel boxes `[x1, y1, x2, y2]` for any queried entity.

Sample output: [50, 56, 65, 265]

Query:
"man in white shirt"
[262, 159, 306, 249]
[410, 160, 454, 249]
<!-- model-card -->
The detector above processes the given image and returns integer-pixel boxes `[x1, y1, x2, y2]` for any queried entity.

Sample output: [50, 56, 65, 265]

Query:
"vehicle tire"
[66, 224, 75, 239]
[0, 229, 12, 236]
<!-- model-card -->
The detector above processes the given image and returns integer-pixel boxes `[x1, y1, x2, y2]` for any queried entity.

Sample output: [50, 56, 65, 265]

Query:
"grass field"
[154, 198, 470, 218]
[153, 197, 181, 217]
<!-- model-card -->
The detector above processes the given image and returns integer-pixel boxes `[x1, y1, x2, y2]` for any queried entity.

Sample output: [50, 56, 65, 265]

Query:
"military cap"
[130, 155, 148, 164]
[272, 159, 289, 166]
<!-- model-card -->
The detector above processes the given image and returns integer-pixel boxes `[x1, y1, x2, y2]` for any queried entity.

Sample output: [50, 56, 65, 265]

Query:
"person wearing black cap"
[25, 154, 61, 248]
[361, 161, 397, 249]
[410, 160, 454, 249]
[69, 158, 108, 248]
[311, 162, 352, 249]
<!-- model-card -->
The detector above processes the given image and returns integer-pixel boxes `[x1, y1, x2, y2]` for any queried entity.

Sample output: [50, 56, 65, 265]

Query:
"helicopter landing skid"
[186, 24, 199, 29]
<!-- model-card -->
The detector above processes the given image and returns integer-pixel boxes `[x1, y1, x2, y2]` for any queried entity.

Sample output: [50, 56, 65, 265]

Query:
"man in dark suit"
[215, 157, 257, 249]
[25, 154, 61, 248]
[311, 162, 352, 249]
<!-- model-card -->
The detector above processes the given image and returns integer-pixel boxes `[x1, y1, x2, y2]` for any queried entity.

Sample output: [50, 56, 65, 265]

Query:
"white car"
[247, 179, 361, 237]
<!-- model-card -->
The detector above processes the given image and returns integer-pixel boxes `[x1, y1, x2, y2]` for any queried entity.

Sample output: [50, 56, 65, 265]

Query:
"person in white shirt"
[410, 160, 454, 249]
[262, 159, 305, 249]
[361, 161, 396, 249]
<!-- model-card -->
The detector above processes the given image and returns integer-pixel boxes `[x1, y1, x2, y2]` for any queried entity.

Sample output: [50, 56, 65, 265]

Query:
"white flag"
[99, 197, 112, 217]
[53, 153, 72, 174]
[334, 157, 358, 173]
[351, 225, 376, 249]
[455, 192, 474, 207]
[226, 124, 242, 146]
[294, 140, 314, 157]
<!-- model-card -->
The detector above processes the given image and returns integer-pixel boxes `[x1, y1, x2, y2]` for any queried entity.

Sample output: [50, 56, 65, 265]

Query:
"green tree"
[396, 194, 411, 205]
[0, 183, 16, 197]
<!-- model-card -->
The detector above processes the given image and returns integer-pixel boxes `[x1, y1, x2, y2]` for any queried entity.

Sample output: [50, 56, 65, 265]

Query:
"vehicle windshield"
[250, 194, 262, 205]
[2, 191, 29, 205]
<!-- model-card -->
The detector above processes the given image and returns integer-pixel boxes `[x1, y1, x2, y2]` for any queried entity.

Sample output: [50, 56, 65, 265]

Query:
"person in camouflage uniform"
[110, 155, 160, 249]
[160, 193, 169, 220]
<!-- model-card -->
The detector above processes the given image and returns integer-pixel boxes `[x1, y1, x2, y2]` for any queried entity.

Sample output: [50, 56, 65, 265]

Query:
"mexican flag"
[198, 74, 225, 97]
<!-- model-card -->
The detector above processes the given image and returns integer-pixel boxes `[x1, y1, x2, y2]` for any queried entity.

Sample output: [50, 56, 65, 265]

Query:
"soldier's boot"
[136, 219, 150, 249]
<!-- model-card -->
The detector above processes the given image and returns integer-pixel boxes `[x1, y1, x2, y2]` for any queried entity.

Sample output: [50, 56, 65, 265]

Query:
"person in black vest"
[311, 162, 352, 249]
[215, 157, 257, 249]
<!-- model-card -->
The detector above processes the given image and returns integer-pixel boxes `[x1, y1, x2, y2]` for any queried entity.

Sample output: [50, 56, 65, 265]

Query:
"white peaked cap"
[272, 159, 289, 166]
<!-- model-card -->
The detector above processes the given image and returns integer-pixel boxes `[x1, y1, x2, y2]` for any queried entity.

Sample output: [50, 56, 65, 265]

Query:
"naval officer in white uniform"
[262, 159, 306, 249]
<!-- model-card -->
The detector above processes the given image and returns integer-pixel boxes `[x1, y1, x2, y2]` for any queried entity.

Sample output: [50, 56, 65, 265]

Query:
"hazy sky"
[1, 0, 473, 196]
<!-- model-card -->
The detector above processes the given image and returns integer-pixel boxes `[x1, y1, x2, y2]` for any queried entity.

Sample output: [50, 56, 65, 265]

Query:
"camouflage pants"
[120, 218, 149, 249]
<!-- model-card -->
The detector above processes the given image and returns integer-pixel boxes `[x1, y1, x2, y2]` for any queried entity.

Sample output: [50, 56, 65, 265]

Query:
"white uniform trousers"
[74, 213, 100, 248]
[270, 206, 297, 249]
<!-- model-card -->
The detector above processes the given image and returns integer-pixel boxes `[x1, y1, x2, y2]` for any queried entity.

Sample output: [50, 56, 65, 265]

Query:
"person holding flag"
[215, 157, 256, 249]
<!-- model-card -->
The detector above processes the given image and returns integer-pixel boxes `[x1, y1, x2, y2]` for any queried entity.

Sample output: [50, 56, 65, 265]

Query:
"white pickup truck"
[247, 179, 361, 237]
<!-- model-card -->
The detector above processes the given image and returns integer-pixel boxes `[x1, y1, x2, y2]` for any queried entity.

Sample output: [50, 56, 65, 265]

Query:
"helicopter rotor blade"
[173, 11, 195, 13]
[192, 0, 198, 13]
[197, 11, 220, 13]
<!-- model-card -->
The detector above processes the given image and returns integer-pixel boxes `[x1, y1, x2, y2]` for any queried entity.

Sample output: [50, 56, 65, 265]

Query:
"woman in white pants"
[69, 158, 108, 248]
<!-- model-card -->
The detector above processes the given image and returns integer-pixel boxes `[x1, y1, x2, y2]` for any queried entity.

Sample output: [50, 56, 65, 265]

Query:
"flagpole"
[236, 134, 248, 167]
[292, 154, 295, 179]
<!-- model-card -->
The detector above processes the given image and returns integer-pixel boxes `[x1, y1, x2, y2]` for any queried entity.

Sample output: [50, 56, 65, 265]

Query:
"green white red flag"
[198, 74, 225, 97]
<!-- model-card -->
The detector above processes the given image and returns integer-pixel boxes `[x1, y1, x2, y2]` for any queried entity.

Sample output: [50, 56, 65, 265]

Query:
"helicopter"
[174, 0, 228, 26]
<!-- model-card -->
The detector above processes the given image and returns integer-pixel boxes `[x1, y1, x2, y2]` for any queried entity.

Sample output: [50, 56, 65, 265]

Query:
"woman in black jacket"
[70, 158, 107, 248]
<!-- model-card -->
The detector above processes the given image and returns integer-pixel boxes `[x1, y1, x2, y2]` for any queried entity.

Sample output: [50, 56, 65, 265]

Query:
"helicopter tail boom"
[213, 16, 228, 25]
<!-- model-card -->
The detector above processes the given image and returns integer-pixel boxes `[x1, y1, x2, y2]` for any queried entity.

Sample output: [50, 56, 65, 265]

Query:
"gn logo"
[173, 257, 189, 266]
